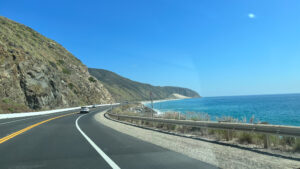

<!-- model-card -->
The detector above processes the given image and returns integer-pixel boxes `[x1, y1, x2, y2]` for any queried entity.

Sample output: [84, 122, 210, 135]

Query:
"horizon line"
[201, 92, 300, 98]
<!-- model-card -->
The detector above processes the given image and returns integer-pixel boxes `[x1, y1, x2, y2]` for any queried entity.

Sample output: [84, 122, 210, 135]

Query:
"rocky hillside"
[0, 16, 113, 113]
[88, 68, 200, 102]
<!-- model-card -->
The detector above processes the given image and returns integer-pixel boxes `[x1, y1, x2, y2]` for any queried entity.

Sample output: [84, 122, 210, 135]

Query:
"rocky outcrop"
[0, 16, 113, 113]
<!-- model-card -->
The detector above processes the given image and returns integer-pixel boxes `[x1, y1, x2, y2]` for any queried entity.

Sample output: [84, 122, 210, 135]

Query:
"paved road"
[0, 106, 217, 169]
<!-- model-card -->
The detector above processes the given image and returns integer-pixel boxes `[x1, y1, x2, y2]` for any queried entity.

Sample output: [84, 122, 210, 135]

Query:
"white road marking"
[75, 114, 121, 169]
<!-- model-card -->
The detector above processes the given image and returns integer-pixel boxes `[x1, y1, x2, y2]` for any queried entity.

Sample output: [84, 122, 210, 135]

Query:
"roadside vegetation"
[110, 104, 300, 154]
[0, 98, 31, 114]
[88, 77, 97, 83]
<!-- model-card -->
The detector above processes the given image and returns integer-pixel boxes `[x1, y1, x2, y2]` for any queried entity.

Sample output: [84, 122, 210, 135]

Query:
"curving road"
[0, 106, 217, 169]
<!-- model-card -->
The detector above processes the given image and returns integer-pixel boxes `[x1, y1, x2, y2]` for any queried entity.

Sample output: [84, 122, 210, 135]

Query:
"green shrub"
[58, 59, 65, 65]
[164, 124, 176, 130]
[8, 107, 14, 112]
[214, 130, 235, 141]
[2, 98, 9, 103]
[238, 132, 253, 144]
[68, 83, 74, 89]
[251, 134, 265, 145]
[280, 136, 295, 146]
[293, 138, 300, 152]
[62, 68, 71, 75]
[49, 61, 57, 68]
[88, 77, 96, 83]
[155, 123, 164, 129]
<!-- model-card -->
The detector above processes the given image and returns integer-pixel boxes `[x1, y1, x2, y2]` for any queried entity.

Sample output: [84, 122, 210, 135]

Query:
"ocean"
[146, 94, 300, 126]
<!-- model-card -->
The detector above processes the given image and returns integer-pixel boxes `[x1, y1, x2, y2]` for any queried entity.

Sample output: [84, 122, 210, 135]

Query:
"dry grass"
[293, 138, 300, 152]
[111, 105, 300, 153]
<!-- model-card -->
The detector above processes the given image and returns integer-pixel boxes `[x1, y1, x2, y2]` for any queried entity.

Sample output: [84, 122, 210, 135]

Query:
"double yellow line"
[0, 113, 75, 144]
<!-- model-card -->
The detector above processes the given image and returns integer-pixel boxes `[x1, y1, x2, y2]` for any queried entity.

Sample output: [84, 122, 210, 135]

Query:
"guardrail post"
[226, 129, 230, 141]
[264, 134, 269, 149]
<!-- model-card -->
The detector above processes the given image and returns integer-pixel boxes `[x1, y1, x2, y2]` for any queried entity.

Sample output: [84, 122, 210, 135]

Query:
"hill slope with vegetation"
[0, 16, 113, 113]
[88, 68, 200, 102]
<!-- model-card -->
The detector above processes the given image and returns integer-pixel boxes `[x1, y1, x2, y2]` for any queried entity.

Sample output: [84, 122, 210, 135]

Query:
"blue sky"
[1, 0, 300, 96]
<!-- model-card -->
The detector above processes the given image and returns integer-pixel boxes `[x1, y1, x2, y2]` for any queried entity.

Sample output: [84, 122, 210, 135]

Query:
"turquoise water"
[147, 94, 300, 126]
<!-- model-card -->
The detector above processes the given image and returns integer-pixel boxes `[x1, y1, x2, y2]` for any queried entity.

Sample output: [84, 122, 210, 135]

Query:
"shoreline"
[140, 95, 300, 127]
[140, 98, 189, 105]
[140, 98, 191, 114]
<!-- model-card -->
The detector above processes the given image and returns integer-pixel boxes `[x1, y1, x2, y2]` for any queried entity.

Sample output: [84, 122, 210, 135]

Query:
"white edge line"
[75, 114, 121, 169]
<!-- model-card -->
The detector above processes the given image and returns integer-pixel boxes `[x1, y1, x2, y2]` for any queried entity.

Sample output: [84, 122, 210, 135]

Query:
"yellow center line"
[0, 112, 76, 144]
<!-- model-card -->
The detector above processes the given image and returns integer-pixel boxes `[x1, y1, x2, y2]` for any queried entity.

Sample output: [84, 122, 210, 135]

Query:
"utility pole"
[150, 91, 153, 118]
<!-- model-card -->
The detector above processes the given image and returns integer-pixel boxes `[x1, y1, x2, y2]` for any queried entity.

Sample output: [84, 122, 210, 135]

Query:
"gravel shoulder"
[94, 111, 300, 169]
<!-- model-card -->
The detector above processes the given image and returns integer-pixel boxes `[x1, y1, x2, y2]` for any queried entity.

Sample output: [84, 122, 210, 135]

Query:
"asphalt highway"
[0, 106, 218, 169]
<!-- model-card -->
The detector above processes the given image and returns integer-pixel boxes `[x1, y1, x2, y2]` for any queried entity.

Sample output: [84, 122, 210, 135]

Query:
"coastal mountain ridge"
[88, 68, 200, 102]
[0, 16, 199, 113]
[0, 16, 113, 113]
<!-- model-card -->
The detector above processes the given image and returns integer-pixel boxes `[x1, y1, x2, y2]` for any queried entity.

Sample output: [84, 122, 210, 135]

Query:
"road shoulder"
[94, 111, 300, 169]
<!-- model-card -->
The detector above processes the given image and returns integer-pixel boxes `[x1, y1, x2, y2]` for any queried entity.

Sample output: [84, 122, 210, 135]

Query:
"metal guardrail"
[107, 113, 300, 137]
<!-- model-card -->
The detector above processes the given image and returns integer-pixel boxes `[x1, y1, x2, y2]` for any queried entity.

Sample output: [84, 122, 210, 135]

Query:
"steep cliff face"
[88, 68, 200, 102]
[0, 16, 113, 113]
